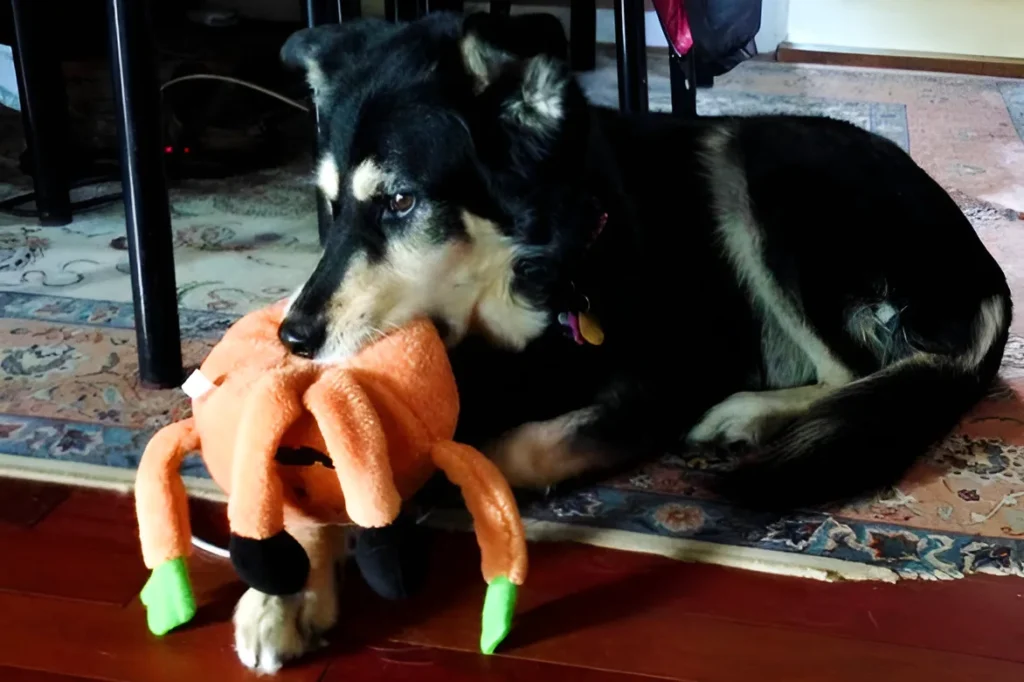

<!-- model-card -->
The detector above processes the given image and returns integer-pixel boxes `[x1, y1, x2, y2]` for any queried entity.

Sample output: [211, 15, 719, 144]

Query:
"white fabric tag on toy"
[181, 370, 215, 399]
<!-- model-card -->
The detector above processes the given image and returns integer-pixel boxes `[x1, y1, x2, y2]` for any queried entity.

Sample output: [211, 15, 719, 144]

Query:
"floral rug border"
[1, 291, 1021, 581]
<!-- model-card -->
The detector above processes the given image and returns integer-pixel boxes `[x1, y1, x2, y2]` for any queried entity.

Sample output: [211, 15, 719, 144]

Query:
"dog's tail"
[721, 294, 1011, 511]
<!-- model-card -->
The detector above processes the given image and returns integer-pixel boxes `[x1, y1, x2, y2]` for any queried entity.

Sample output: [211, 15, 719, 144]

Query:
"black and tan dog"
[232, 12, 1010, 672]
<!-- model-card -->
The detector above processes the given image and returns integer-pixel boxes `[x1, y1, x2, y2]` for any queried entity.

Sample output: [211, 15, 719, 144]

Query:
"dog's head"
[277, 12, 592, 361]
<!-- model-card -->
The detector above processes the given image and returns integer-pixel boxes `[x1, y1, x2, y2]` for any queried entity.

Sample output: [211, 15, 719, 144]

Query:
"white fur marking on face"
[457, 211, 549, 348]
[316, 155, 340, 202]
[312, 208, 548, 361]
[703, 126, 854, 387]
[350, 158, 389, 202]
[317, 252, 387, 361]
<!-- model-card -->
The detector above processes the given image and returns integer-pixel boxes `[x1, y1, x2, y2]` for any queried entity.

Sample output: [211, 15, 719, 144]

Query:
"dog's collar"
[556, 205, 609, 347]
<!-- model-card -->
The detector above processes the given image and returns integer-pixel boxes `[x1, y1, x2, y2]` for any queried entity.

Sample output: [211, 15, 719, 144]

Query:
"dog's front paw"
[233, 586, 338, 674]
[687, 392, 779, 446]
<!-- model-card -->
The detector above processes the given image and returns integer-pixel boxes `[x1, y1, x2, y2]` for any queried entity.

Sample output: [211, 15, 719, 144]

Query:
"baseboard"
[777, 42, 1024, 79]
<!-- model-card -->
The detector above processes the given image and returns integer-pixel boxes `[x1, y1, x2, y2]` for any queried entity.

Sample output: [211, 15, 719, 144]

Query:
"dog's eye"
[388, 193, 416, 217]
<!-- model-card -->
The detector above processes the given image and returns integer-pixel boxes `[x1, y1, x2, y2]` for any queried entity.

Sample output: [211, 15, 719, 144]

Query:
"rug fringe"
[425, 509, 901, 584]
[0, 454, 225, 502]
[0, 455, 901, 583]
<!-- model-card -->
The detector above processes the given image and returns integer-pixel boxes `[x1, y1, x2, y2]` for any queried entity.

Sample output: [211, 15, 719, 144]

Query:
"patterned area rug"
[3, 58, 1024, 582]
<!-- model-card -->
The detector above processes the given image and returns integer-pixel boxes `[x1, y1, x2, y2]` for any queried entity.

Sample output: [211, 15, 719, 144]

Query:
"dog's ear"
[459, 30, 516, 93]
[460, 13, 571, 131]
[281, 20, 397, 101]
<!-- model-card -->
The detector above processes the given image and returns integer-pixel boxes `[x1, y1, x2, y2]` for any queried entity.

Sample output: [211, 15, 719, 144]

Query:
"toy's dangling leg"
[305, 368, 402, 528]
[332, 369, 435, 602]
[228, 370, 315, 596]
[135, 418, 201, 635]
[430, 440, 528, 655]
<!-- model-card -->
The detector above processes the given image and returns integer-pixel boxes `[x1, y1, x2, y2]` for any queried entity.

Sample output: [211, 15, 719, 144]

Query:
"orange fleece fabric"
[135, 300, 527, 587]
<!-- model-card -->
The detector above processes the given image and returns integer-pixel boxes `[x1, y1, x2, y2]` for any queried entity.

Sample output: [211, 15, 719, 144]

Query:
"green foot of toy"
[480, 576, 517, 655]
[140, 557, 196, 636]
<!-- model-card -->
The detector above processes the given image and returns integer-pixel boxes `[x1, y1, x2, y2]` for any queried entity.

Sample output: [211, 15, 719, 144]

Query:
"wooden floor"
[1, 479, 1023, 682]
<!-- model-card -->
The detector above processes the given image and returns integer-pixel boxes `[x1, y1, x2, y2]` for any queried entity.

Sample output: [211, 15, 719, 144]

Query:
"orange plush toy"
[134, 300, 527, 654]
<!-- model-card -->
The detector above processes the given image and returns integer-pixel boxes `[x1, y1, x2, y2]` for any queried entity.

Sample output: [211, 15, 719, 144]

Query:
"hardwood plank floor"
[339, 535, 1024, 682]
[0, 480, 70, 528]
[0, 487, 149, 605]
[1, 478, 1022, 682]
[0, 667, 107, 682]
[321, 645, 681, 681]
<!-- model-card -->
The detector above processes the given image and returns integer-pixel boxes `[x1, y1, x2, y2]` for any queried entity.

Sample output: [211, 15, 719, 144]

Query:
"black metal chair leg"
[106, 0, 183, 389]
[569, 0, 596, 72]
[613, 0, 647, 114]
[669, 48, 697, 117]
[10, 0, 72, 226]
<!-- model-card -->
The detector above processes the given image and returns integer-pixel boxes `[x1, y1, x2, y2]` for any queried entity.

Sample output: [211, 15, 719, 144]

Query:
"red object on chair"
[652, 0, 693, 56]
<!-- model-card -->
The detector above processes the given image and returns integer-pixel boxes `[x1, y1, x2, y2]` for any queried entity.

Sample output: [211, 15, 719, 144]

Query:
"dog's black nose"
[278, 313, 326, 358]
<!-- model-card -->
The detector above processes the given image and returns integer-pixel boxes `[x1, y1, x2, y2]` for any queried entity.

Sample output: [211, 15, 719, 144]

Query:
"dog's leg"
[484, 408, 603, 489]
[686, 384, 837, 447]
[484, 385, 690, 489]
[233, 523, 347, 674]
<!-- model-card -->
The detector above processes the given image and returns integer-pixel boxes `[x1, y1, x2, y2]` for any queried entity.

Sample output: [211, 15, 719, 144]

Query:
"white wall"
[756, 0, 789, 54]
[787, 0, 1024, 59]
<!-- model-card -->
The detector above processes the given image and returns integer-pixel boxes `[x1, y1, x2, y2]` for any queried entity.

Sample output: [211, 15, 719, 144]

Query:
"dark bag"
[654, 0, 763, 77]
[688, 0, 762, 75]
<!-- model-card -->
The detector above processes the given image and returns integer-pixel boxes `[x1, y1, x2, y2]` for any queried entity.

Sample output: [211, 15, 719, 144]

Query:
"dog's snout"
[279, 313, 326, 358]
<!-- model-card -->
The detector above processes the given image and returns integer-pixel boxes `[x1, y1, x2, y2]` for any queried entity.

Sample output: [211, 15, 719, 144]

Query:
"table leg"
[10, 0, 72, 226]
[107, 0, 183, 388]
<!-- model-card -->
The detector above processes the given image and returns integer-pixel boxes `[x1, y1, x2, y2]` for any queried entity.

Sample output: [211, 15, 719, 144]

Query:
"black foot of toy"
[354, 511, 431, 600]
[230, 530, 310, 595]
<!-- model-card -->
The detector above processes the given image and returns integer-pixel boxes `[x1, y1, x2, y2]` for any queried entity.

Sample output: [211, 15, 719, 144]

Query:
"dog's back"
[277, 11, 1010, 510]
